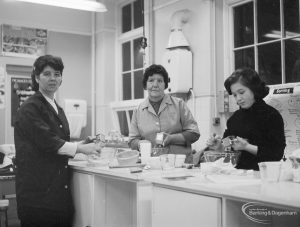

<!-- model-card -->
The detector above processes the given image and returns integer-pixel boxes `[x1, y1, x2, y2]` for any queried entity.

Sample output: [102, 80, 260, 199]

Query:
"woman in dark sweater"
[207, 68, 286, 170]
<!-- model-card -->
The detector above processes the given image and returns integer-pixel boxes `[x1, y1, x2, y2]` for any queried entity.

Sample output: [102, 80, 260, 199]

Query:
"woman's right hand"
[206, 134, 222, 150]
[77, 142, 102, 155]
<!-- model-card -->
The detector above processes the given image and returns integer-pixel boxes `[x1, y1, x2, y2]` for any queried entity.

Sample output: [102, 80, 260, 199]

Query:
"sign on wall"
[11, 77, 35, 126]
[265, 84, 300, 156]
[1, 24, 47, 58]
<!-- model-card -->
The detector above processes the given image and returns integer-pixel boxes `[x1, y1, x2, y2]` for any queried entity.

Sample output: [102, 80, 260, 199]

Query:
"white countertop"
[69, 161, 300, 211]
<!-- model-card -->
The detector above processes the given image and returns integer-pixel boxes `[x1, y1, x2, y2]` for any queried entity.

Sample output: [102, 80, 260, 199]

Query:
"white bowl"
[116, 150, 139, 166]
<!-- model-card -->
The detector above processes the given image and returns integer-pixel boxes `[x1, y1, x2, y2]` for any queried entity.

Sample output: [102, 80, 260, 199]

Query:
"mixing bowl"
[203, 151, 241, 167]
[116, 150, 139, 166]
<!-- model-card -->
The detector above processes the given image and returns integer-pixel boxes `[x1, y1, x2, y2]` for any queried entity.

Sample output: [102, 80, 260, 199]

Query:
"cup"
[292, 168, 300, 183]
[200, 162, 218, 175]
[258, 161, 282, 182]
[139, 140, 152, 164]
[160, 154, 175, 170]
[175, 154, 186, 168]
[147, 157, 161, 169]
[100, 147, 117, 162]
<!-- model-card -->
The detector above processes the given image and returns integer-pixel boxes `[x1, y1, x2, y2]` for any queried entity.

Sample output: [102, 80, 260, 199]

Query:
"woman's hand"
[162, 133, 186, 147]
[77, 142, 103, 155]
[162, 133, 171, 147]
[231, 136, 248, 151]
[206, 134, 222, 151]
[80, 136, 96, 144]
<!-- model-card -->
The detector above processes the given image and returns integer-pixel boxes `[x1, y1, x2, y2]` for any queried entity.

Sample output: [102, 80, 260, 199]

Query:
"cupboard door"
[152, 186, 221, 227]
[71, 171, 94, 227]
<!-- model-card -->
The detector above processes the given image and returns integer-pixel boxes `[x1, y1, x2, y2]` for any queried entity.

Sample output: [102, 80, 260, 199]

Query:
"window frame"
[224, 0, 300, 85]
[117, 0, 145, 101]
[111, 0, 146, 136]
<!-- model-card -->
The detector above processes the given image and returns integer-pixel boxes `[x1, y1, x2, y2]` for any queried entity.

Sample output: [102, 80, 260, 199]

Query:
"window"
[110, 99, 142, 137]
[232, 0, 300, 84]
[121, 0, 144, 100]
[114, 0, 144, 137]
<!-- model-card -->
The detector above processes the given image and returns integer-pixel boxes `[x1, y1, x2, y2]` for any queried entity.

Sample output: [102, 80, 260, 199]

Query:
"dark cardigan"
[224, 100, 286, 170]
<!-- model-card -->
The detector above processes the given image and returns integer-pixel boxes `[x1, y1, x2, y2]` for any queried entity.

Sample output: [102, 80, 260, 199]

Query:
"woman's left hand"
[162, 133, 186, 147]
[162, 133, 172, 147]
[232, 136, 249, 151]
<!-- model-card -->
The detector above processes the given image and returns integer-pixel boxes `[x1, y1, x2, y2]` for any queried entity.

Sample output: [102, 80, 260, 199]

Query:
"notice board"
[11, 77, 35, 126]
[264, 83, 300, 156]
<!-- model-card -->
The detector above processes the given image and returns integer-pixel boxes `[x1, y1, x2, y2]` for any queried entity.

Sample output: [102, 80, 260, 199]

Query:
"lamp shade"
[167, 28, 189, 49]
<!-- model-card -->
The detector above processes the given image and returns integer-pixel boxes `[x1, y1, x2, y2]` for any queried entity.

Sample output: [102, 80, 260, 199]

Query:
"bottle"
[152, 132, 167, 156]
[155, 132, 164, 148]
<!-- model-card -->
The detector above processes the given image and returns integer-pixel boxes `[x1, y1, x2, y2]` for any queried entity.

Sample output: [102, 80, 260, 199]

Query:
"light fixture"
[167, 9, 191, 49]
[15, 0, 107, 12]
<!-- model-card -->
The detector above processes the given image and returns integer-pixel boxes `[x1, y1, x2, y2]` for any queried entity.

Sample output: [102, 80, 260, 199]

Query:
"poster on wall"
[0, 66, 5, 109]
[264, 83, 300, 156]
[11, 77, 35, 126]
[2, 24, 47, 58]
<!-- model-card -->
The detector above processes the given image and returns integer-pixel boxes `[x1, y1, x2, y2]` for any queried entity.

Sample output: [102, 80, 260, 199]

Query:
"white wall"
[0, 0, 228, 149]
[0, 1, 92, 34]
[95, 0, 118, 135]
[0, 0, 93, 143]
[91, 0, 227, 149]
[152, 0, 222, 149]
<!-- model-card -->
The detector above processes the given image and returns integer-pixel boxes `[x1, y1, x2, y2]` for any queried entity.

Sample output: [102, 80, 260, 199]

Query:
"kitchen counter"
[70, 160, 152, 227]
[143, 170, 300, 211]
[70, 161, 300, 227]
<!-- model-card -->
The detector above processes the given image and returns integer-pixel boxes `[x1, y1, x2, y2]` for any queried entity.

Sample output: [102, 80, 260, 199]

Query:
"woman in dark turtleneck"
[128, 64, 200, 161]
[207, 68, 286, 170]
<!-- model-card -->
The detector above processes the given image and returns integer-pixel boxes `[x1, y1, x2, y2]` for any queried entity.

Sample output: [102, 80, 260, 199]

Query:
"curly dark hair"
[142, 64, 169, 90]
[31, 55, 64, 91]
[224, 68, 269, 100]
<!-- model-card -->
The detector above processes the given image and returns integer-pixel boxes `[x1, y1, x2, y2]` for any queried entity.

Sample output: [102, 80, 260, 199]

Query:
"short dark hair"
[142, 64, 169, 90]
[224, 68, 269, 100]
[31, 55, 64, 91]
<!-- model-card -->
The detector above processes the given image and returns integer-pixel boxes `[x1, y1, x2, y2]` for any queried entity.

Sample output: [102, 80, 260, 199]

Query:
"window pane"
[134, 70, 144, 99]
[134, 0, 143, 29]
[122, 42, 131, 72]
[122, 4, 131, 33]
[134, 37, 143, 69]
[284, 0, 300, 37]
[257, 0, 280, 43]
[258, 42, 282, 85]
[129, 110, 133, 121]
[117, 111, 129, 136]
[285, 39, 300, 83]
[234, 48, 254, 69]
[123, 73, 132, 100]
[233, 2, 254, 47]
